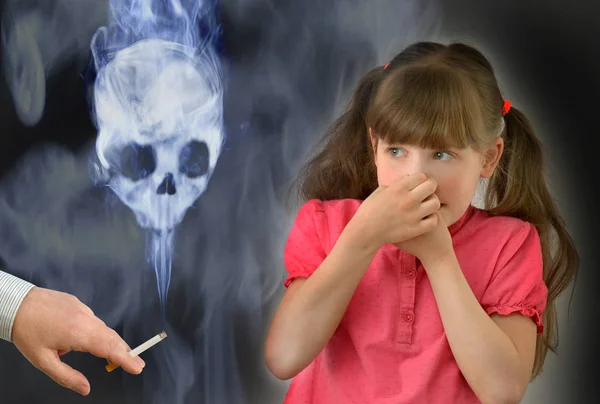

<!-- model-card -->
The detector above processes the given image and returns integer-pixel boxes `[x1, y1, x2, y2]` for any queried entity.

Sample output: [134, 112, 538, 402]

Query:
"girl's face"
[369, 130, 503, 226]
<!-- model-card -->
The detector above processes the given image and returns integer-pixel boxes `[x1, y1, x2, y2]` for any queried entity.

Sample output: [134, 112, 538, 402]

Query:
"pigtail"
[485, 107, 579, 378]
[289, 67, 384, 205]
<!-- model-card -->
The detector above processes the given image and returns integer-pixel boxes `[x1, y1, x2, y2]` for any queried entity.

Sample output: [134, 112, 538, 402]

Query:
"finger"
[410, 177, 438, 201]
[399, 172, 428, 191]
[417, 212, 438, 232]
[418, 194, 441, 217]
[36, 350, 91, 396]
[85, 327, 145, 374]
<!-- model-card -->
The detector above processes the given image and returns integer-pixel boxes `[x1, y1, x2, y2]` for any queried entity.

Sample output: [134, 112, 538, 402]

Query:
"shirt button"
[402, 310, 414, 323]
[405, 269, 417, 279]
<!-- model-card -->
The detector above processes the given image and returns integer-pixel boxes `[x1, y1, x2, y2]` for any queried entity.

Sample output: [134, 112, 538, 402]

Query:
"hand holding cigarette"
[106, 331, 167, 372]
[11, 287, 146, 396]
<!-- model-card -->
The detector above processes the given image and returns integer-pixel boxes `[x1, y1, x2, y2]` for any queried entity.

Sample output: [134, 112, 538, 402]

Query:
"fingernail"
[79, 384, 90, 396]
[137, 358, 146, 370]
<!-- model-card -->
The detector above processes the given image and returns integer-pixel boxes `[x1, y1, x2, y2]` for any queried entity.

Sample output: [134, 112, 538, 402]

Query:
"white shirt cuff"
[0, 270, 35, 342]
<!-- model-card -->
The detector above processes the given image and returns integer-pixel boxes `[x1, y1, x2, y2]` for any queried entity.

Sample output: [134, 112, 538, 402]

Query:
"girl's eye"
[434, 151, 453, 161]
[389, 148, 406, 157]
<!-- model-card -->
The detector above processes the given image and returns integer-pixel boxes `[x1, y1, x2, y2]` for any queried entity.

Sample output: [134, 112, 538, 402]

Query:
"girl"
[264, 41, 578, 404]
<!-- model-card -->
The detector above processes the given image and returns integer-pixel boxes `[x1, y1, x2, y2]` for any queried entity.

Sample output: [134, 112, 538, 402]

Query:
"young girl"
[264, 41, 579, 404]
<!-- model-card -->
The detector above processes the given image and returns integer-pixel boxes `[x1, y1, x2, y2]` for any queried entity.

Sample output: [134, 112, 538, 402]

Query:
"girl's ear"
[480, 137, 504, 178]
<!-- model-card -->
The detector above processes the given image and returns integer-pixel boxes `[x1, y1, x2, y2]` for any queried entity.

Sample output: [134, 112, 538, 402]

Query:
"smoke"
[0, 0, 442, 403]
[91, 34, 225, 314]
[1, 0, 109, 126]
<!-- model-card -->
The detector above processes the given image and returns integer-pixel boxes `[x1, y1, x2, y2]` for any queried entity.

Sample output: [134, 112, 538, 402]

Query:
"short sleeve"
[283, 199, 328, 288]
[480, 222, 548, 334]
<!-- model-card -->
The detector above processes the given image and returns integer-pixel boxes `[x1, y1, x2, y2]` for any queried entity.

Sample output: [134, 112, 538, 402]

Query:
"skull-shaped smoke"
[92, 39, 223, 231]
[90, 0, 223, 313]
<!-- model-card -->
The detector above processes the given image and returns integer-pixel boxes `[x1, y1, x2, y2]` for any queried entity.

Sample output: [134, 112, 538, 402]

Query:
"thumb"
[38, 351, 91, 396]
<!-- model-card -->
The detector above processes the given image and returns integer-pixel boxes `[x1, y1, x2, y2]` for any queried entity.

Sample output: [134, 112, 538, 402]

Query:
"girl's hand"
[394, 211, 455, 268]
[349, 173, 440, 251]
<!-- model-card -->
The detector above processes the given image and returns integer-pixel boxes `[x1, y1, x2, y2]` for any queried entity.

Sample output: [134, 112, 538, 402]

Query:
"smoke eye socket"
[179, 140, 209, 178]
[119, 143, 157, 181]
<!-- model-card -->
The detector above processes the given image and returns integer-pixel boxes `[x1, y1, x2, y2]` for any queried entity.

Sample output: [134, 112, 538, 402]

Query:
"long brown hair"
[292, 41, 578, 378]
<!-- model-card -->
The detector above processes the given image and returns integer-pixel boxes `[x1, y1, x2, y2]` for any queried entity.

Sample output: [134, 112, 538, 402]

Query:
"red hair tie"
[502, 100, 511, 116]
[383, 61, 390, 70]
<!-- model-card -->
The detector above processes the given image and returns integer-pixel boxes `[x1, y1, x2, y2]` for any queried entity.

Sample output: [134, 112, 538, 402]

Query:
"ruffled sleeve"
[480, 222, 548, 334]
[283, 199, 328, 287]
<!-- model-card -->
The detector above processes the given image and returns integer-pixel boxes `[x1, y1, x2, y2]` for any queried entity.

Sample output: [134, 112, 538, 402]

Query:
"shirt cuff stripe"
[0, 271, 35, 342]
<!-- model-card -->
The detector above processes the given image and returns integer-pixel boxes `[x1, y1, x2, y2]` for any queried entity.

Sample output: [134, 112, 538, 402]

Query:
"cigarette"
[105, 331, 167, 372]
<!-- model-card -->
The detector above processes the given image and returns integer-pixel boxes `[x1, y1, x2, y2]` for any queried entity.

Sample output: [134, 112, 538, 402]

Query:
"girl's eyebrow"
[384, 143, 460, 151]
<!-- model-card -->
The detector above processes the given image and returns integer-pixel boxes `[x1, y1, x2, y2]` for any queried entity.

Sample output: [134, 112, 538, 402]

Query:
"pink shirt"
[282, 199, 548, 404]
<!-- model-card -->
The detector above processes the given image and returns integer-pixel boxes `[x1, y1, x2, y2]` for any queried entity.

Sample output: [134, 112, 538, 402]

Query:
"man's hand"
[11, 287, 145, 396]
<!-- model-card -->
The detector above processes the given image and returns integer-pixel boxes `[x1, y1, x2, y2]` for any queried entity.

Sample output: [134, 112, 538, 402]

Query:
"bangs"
[366, 63, 485, 150]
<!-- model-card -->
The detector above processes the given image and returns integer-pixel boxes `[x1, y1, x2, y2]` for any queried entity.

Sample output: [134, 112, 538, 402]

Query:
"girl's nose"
[405, 156, 430, 178]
